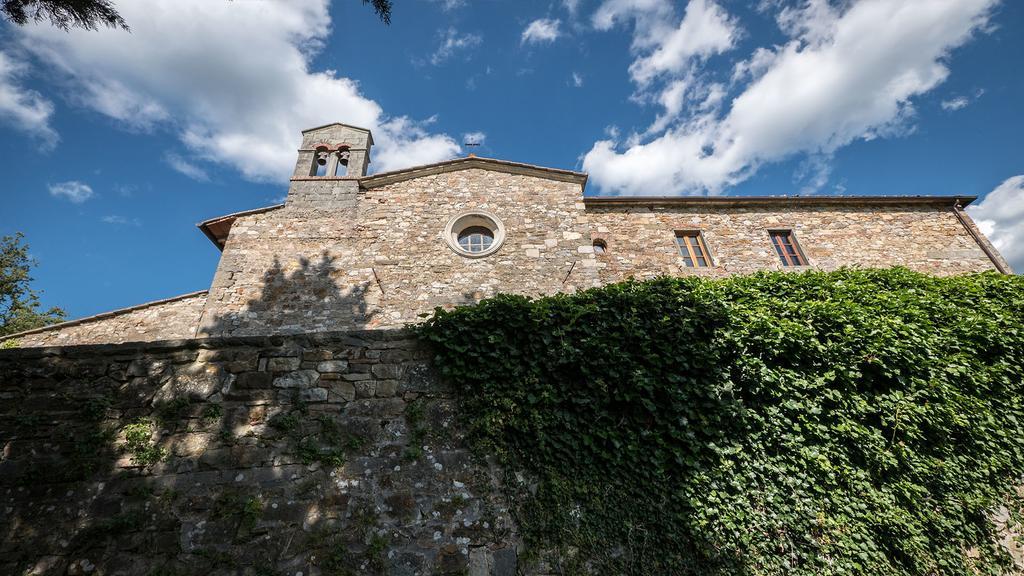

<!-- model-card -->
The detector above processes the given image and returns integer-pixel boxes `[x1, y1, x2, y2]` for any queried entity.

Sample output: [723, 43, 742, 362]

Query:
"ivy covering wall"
[419, 268, 1024, 575]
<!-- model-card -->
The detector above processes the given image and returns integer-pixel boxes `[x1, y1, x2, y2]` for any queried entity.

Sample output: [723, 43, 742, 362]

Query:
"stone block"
[354, 380, 376, 399]
[317, 360, 348, 373]
[371, 364, 403, 380]
[301, 388, 329, 403]
[273, 370, 320, 388]
[375, 380, 399, 397]
[341, 372, 371, 382]
[236, 371, 273, 389]
[266, 357, 301, 372]
[330, 381, 356, 402]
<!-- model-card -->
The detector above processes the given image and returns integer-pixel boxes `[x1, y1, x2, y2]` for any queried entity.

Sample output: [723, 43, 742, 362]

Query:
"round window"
[458, 226, 494, 253]
[444, 212, 505, 258]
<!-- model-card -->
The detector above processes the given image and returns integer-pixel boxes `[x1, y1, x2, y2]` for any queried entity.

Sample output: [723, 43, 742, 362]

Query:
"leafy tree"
[362, 0, 392, 25]
[2, 0, 394, 31]
[0, 233, 65, 337]
[2, 0, 128, 31]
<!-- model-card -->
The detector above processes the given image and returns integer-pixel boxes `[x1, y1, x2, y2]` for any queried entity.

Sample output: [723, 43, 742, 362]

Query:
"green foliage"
[213, 490, 264, 539]
[64, 425, 116, 480]
[122, 419, 167, 466]
[2, 0, 127, 31]
[418, 268, 1024, 575]
[153, 397, 194, 427]
[366, 532, 389, 572]
[402, 399, 428, 462]
[273, 410, 365, 468]
[202, 402, 223, 421]
[268, 411, 300, 432]
[0, 232, 65, 337]
[81, 394, 112, 421]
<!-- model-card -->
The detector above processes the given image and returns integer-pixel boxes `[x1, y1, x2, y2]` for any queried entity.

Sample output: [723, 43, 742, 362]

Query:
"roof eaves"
[582, 195, 977, 208]
[301, 122, 374, 144]
[196, 203, 285, 250]
[0, 290, 209, 341]
[359, 156, 588, 189]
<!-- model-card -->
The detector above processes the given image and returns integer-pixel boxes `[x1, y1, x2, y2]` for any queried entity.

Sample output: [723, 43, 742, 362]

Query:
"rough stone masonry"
[0, 122, 1011, 347]
[0, 330, 527, 576]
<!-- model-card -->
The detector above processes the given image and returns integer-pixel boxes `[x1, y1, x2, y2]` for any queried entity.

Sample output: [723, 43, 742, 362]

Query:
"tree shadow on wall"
[0, 338, 473, 575]
[203, 251, 376, 338]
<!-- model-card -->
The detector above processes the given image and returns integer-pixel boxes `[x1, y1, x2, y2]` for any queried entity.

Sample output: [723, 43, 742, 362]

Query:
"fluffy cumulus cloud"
[627, 0, 737, 86]
[48, 181, 94, 203]
[14, 0, 460, 181]
[521, 18, 562, 45]
[584, 0, 998, 195]
[967, 175, 1024, 272]
[0, 50, 57, 146]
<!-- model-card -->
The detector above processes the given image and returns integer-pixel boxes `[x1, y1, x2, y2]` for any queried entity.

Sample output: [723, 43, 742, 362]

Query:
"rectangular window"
[675, 231, 712, 268]
[769, 230, 807, 266]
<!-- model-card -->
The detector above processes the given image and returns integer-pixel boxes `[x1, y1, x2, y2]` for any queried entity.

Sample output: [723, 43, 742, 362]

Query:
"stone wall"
[0, 330, 523, 576]
[198, 168, 602, 337]
[4, 291, 208, 348]
[586, 202, 997, 281]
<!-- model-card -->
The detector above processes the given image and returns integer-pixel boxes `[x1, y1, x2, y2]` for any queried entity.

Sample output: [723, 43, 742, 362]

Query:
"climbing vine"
[418, 268, 1024, 575]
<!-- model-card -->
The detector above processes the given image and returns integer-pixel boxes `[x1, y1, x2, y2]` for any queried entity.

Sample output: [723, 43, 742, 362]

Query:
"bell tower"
[288, 123, 374, 210]
[292, 123, 373, 179]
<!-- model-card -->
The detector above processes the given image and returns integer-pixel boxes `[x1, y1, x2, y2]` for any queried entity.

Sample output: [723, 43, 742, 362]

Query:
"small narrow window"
[593, 239, 607, 253]
[769, 230, 807, 266]
[675, 231, 712, 268]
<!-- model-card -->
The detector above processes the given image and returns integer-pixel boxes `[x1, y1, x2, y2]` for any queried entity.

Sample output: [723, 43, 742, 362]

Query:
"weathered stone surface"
[273, 370, 319, 388]
[8, 291, 207, 347]
[0, 330, 524, 576]
[300, 387, 328, 403]
[316, 360, 348, 373]
[266, 356, 301, 372]
[153, 362, 225, 402]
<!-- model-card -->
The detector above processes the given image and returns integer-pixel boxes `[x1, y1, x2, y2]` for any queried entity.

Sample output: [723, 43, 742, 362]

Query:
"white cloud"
[431, 0, 466, 11]
[627, 0, 737, 86]
[941, 90, 983, 111]
[572, 72, 584, 87]
[16, 0, 460, 183]
[584, 0, 997, 195]
[462, 131, 486, 146]
[0, 50, 57, 146]
[101, 215, 141, 226]
[941, 96, 969, 111]
[564, 0, 582, 15]
[164, 152, 210, 181]
[429, 27, 484, 66]
[49, 181, 94, 203]
[592, 0, 673, 42]
[521, 18, 562, 44]
[967, 175, 1024, 272]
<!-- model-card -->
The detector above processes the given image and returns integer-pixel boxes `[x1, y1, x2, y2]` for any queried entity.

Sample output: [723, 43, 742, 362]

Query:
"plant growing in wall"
[419, 268, 1024, 575]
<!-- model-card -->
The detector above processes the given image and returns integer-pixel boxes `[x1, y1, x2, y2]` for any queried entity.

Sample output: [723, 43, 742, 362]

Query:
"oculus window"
[444, 212, 506, 258]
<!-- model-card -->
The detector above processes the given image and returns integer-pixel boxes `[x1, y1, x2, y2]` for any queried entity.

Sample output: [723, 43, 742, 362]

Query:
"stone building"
[3, 122, 1011, 347]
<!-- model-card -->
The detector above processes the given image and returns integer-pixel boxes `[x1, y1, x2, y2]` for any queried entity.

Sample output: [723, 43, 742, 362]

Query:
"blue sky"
[0, 0, 1021, 320]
